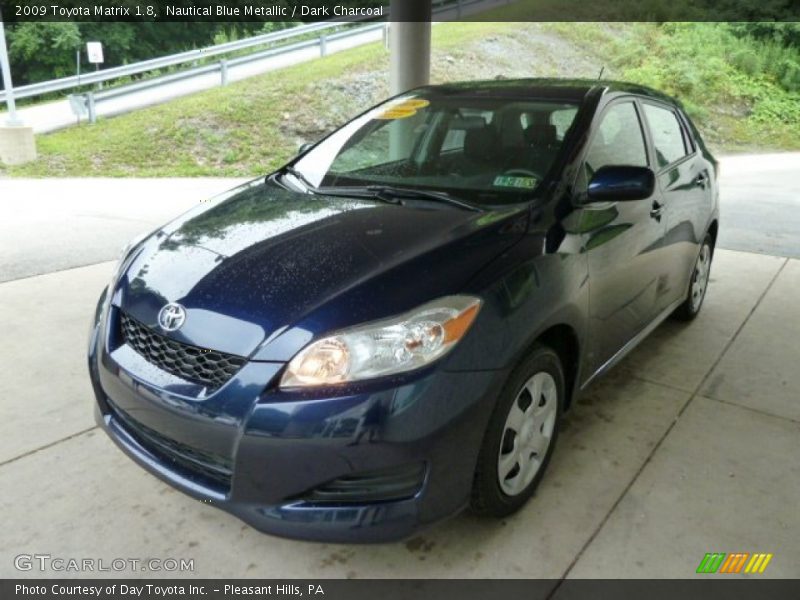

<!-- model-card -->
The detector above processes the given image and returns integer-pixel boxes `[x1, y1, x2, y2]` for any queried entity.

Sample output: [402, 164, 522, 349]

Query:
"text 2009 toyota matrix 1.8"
[89, 79, 719, 542]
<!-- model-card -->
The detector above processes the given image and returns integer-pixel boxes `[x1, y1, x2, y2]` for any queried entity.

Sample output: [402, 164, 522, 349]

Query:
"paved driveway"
[716, 153, 800, 258]
[0, 156, 798, 578]
[0, 178, 247, 283]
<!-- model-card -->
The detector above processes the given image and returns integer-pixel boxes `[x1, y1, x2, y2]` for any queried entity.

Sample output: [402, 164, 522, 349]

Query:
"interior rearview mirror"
[587, 165, 655, 202]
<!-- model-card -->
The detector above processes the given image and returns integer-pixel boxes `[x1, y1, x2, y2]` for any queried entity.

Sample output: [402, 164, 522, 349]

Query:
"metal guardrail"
[72, 21, 388, 123]
[93, 22, 386, 103]
[1, 0, 511, 123]
[0, 20, 346, 104]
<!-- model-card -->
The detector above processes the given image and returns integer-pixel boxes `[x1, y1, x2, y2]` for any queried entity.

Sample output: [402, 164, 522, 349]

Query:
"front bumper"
[89, 318, 507, 543]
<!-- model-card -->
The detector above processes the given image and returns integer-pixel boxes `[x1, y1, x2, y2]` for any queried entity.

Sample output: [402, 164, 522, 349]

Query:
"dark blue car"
[89, 79, 719, 542]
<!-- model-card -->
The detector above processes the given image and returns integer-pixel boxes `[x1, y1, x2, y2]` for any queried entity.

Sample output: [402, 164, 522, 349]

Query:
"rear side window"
[585, 102, 648, 174]
[643, 104, 689, 168]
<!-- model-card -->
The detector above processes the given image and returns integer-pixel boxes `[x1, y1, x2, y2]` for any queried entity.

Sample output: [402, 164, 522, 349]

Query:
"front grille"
[119, 312, 246, 390]
[109, 400, 233, 491]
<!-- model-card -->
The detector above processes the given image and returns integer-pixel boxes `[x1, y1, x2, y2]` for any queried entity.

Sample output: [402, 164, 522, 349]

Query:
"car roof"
[419, 78, 678, 106]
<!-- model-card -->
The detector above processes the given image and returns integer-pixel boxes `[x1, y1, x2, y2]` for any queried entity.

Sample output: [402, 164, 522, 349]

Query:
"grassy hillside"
[545, 22, 800, 150]
[5, 21, 799, 178]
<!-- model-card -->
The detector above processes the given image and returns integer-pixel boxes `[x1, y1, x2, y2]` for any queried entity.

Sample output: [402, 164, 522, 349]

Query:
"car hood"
[116, 179, 528, 360]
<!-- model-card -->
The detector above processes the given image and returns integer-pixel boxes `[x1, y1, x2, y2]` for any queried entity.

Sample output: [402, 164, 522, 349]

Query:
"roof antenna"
[597, 66, 605, 80]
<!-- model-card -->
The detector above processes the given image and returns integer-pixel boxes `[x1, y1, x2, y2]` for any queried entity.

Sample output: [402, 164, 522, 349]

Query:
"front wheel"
[673, 233, 713, 321]
[471, 344, 564, 517]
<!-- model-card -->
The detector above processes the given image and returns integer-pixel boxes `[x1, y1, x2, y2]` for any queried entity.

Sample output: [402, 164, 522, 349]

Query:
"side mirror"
[587, 165, 655, 202]
[297, 142, 314, 156]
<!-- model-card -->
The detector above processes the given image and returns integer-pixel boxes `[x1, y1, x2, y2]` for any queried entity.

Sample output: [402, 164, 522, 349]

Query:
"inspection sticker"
[375, 107, 418, 120]
[493, 175, 538, 189]
[374, 97, 430, 119]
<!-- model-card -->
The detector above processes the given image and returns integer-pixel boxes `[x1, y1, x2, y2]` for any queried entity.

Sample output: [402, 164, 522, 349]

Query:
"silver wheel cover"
[690, 243, 711, 312]
[497, 371, 558, 496]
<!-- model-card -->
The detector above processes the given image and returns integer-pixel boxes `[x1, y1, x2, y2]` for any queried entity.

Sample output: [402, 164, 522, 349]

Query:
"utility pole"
[0, 16, 21, 125]
[0, 13, 37, 164]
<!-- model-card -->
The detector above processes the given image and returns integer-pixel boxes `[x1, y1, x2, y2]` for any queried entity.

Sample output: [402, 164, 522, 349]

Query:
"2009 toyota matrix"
[88, 79, 719, 542]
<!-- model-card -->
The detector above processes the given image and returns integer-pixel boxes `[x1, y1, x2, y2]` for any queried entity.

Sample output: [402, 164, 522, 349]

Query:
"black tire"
[672, 233, 714, 322]
[471, 344, 565, 518]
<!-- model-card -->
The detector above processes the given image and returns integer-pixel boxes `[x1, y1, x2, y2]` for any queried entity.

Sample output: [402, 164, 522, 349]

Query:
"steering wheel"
[502, 168, 543, 180]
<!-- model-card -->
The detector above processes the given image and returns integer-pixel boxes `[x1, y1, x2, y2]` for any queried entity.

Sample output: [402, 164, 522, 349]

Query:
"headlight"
[94, 232, 155, 346]
[109, 232, 150, 291]
[280, 296, 482, 387]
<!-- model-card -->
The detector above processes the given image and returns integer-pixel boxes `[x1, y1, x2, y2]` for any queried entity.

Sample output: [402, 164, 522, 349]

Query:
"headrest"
[464, 126, 499, 163]
[450, 116, 487, 131]
[524, 123, 558, 147]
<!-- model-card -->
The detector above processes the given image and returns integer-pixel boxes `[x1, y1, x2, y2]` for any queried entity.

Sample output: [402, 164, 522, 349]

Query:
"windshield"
[290, 92, 579, 207]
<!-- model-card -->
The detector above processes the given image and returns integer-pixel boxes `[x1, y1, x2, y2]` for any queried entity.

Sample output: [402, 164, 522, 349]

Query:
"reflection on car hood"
[116, 179, 527, 358]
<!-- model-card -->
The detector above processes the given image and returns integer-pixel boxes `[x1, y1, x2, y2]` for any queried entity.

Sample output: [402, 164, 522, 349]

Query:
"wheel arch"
[514, 323, 581, 412]
[707, 219, 719, 249]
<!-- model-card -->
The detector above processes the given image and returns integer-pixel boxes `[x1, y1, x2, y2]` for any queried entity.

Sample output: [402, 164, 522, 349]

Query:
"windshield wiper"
[279, 166, 319, 193]
[317, 185, 481, 212]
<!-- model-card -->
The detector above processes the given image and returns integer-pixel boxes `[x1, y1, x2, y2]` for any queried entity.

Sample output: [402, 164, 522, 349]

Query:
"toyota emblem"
[157, 302, 186, 332]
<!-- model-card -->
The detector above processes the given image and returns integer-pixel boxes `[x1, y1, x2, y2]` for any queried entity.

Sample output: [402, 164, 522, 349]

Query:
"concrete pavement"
[715, 152, 800, 259]
[0, 178, 248, 283]
[0, 248, 797, 578]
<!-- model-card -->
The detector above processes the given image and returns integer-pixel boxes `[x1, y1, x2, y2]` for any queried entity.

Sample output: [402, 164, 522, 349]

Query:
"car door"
[640, 101, 713, 311]
[573, 99, 669, 374]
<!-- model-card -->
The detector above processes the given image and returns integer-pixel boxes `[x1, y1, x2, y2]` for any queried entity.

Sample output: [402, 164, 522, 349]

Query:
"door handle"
[650, 201, 664, 220]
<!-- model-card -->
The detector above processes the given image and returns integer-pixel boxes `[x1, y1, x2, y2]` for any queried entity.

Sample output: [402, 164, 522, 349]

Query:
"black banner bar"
[1, 0, 799, 23]
[3, 580, 800, 600]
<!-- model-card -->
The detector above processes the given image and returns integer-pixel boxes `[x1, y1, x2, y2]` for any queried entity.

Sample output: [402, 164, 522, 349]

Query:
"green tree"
[8, 22, 82, 83]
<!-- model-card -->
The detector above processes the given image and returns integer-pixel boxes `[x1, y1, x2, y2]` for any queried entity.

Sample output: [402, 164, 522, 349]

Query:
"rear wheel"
[673, 233, 713, 321]
[471, 344, 564, 517]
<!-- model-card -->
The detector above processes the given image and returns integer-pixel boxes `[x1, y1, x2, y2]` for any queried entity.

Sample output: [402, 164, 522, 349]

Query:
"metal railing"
[75, 21, 388, 123]
[1, 0, 511, 123]
[0, 20, 351, 104]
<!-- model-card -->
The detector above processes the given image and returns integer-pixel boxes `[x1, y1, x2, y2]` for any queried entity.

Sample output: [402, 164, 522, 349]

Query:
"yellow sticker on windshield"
[493, 175, 537, 189]
[400, 99, 430, 109]
[373, 97, 430, 120]
[375, 107, 418, 120]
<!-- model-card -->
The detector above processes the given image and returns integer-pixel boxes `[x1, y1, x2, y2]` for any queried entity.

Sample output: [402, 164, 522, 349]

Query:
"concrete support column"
[389, 0, 432, 96]
[0, 125, 36, 165]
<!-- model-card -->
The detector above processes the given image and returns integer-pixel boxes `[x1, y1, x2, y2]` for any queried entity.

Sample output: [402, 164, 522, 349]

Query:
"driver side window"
[576, 102, 648, 194]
